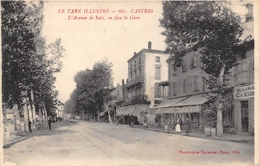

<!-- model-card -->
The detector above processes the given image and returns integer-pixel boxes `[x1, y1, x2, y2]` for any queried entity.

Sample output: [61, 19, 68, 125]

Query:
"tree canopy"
[2, 1, 65, 115]
[64, 60, 113, 119]
[160, 1, 245, 85]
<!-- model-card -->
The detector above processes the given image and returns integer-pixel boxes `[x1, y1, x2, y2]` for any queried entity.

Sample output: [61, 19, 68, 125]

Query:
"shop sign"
[234, 85, 254, 99]
[154, 106, 200, 114]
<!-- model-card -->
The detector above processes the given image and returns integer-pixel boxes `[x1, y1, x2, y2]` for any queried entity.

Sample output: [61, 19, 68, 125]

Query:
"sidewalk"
[130, 124, 254, 145]
[3, 120, 65, 149]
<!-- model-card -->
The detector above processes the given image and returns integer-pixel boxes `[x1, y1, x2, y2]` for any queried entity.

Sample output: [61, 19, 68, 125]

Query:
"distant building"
[116, 42, 170, 124]
[99, 84, 123, 123]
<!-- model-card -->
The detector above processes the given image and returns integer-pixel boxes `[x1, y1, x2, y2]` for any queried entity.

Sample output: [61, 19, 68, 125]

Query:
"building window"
[130, 64, 132, 71]
[183, 78, 187, 94]
[134, 61, 136, 68]
[139, 58, 141, 65]
[237, 61, 248, 84]
[182, 60, 186, 72]
[154, 83, 161, 98]
[191, 54, 198, 69]
[187, 76, 192, 94]
[172, 82, 177, 96]
[155, 66, 161, 80]
[155, 56, 160, 63]
[193, 75, 199, 92]
[172, 64, 177, 76]
[134, 70, 137, 78]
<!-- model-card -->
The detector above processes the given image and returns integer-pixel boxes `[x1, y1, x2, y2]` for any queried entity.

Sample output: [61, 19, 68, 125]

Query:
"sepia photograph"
[1, 1, 259, 166]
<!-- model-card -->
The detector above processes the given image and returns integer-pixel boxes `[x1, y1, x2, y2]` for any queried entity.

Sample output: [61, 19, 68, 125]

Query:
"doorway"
[241, 101, 249, 132]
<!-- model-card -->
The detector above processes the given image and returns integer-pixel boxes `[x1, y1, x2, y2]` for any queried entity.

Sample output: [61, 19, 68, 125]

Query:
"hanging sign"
[234, 85, 254, 99]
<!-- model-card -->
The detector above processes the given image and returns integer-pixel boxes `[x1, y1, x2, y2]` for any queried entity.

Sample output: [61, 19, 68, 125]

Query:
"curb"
[130, 125, 254, 145]
[3, 136, 28, 149]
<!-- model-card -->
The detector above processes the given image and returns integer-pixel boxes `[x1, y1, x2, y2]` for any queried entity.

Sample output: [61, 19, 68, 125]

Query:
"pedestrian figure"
[28, 120, 32, 133]
[48, 116, 52, 130]
[176, 118, 181, 133]
[185, 118, 191, 133]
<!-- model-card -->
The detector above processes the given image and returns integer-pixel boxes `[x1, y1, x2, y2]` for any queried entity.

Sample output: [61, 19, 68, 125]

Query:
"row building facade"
[116, 42, 170, 125]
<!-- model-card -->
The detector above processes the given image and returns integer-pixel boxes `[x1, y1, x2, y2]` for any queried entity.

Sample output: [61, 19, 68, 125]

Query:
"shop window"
[155, 66, 161, 80]
[193, 75, 199, 92]
[155, 56, 160, 63]
[237, 61, 248, 85]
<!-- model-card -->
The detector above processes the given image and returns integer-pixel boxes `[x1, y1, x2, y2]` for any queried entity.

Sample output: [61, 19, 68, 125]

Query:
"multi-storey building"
[151, 3, 254, 134]
[232, 40, 254, 133]
[116, 42, 169, 124]
[151, 48, 209, 130]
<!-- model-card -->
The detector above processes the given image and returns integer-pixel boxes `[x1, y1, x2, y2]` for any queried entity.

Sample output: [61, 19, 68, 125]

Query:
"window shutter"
[183, 78, 187, 94]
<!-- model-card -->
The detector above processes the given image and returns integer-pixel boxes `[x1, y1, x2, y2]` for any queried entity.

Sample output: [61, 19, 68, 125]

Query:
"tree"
[67, 59, 113, 119]
[2, 1, 65, 127]
[160, 1, 246, 136]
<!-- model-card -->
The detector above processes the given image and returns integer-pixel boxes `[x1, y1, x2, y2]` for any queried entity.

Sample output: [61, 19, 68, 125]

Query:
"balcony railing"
[125, 94, 147, 104]
[126, 75, 144, 87]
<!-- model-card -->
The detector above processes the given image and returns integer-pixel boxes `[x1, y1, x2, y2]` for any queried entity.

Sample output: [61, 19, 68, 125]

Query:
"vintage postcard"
[1, 0, 259, 166]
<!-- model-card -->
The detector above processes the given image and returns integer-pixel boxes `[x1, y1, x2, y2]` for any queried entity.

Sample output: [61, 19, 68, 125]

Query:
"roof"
[127, 49, 169, 62]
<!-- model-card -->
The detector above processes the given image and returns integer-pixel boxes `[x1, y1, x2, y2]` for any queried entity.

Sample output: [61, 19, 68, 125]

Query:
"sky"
[41, 1, 252, 103]
[42, 1, 167, 102]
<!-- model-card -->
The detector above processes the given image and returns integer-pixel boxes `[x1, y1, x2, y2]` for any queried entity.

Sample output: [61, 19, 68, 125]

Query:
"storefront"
[152, 94, 208, 131]
[233, 85, 254, 133]
[116, 104, 149, 125]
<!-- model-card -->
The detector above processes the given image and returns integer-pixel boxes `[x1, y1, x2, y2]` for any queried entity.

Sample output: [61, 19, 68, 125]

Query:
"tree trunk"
[13, 104, 21, 136]
[43, 104, 47, 122]
[217, 97, 223, 137]
[216, 65, 225, 137]
[23, 97, 29, 132]
[30, 89, 37, 126]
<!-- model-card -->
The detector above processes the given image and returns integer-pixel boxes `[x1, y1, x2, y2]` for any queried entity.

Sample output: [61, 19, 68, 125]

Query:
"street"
[4, 120, 254, 166]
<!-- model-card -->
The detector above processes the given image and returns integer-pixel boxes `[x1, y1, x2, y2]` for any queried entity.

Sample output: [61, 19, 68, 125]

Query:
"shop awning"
[153, 94, 209, 114]
[173, 94, 209, 107]
[154, 97, 188, 109]
[116, 106, 136, 116]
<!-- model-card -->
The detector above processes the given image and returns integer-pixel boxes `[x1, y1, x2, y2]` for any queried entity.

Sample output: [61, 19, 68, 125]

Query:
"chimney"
[148, 41, 152, 50]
